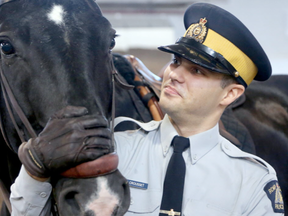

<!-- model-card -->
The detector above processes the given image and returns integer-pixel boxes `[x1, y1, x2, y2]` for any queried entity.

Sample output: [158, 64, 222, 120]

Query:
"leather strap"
[0, 68, 37, 150]
[111, 64, 134, 150]
[61, 153, 119, 178]
[0, 179, 11, 213]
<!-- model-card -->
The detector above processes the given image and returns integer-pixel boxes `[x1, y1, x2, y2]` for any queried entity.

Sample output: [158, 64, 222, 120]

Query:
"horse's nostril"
[84, 210, 95, 216]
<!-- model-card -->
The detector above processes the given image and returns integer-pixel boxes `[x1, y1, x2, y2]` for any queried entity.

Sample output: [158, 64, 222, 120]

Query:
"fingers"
[76, 144, 112, 164]
[84, 137, 112, 149]
[82, 128, 112, 152]
[83, 128, 112, 146]
[51, 106, 88, 119]
[49, 106, 109, 128]
[79, 115, 109, 129]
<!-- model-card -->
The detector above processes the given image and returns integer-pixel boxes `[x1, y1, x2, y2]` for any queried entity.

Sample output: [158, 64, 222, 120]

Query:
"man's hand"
[18, 106, 112, 178]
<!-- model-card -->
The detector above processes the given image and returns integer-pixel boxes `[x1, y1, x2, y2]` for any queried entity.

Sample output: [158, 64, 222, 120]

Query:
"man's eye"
[195, 69, 202, 74]
[172, 58, 179, 65]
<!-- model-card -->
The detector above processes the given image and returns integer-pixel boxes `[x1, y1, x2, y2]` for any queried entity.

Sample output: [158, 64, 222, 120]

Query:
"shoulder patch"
[264, 180, 284, 213]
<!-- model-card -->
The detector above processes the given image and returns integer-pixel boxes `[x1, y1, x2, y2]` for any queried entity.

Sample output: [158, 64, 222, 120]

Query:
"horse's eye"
[0, 41, 15, 55]
[109, 38, 116, 50]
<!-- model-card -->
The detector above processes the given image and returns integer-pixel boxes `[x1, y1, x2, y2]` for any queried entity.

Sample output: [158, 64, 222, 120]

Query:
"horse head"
[0, 0, 130, 215]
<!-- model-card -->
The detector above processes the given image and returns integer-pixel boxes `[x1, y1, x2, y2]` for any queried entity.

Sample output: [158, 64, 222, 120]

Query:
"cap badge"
[184, 18, 208, 43]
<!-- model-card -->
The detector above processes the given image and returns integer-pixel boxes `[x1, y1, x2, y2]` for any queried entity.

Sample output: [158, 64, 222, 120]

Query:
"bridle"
[0, 66, 38, 214]
[111, 62, 134, 150]
[0, 68, 37, 152]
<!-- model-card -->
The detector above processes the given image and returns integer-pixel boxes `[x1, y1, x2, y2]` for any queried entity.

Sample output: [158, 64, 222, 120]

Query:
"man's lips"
[163, 85, 181, 97]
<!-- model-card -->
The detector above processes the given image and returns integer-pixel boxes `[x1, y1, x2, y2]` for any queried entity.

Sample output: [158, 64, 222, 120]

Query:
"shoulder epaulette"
[220, 141, 276, 175]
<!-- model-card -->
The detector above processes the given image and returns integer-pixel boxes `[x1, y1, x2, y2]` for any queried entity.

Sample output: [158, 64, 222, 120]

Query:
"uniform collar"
[160, 114, 220, 164]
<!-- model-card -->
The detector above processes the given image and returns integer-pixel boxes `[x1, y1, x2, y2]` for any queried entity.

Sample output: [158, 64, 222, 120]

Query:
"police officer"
[10, 2, 284, 216]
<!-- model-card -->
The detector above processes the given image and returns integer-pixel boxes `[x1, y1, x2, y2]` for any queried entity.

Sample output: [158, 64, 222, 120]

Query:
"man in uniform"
[10, 2, 284, 216]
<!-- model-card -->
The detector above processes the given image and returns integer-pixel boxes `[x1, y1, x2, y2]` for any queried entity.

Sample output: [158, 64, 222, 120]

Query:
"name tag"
[128, 179, 148, 190]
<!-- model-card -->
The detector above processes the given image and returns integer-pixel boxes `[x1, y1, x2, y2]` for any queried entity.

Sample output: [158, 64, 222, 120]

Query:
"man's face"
[159, 55, 226, 120]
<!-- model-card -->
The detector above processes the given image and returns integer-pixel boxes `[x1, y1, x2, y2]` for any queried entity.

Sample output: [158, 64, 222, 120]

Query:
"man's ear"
[220, 84, 245, 106]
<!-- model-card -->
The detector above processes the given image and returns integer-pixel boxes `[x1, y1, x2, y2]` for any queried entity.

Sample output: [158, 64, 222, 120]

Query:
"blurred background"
[97, 0, 288, 76]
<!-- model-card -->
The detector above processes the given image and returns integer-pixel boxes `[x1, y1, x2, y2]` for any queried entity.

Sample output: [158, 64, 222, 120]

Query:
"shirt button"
[130, 198, 133, 205]
[193, 154, 197, 160]
[225, 144, 230, 150]
[40, 192, 47, 198]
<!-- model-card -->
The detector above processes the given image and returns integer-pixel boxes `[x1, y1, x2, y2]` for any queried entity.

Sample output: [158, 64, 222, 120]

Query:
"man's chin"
[159, 98, 176, 115]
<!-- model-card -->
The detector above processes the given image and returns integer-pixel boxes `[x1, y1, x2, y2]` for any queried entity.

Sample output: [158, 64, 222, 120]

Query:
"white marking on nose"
[86, 177, 120, 216]
[47, 4, 65, 25]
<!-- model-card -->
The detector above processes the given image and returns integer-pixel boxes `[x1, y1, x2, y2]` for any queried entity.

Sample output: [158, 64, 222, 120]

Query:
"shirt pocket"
[126, 188, 161, 215]
[183, 199, 241, 216]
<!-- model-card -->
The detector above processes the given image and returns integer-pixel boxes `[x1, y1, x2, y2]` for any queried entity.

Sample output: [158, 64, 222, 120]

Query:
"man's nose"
[169, 67, 184, 83]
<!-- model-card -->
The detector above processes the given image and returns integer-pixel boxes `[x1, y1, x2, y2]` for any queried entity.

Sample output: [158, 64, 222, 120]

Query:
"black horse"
[0, 0, 136, 215]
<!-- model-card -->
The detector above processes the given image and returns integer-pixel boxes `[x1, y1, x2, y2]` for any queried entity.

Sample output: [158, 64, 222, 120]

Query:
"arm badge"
[264, 180, 284, 213]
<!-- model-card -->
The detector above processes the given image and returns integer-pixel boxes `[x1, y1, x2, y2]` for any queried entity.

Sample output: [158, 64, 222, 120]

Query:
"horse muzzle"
[54, 169, 130, 216]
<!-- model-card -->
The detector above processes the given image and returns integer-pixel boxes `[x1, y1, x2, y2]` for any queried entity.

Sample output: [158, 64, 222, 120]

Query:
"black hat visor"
[158, 37, 235, 76]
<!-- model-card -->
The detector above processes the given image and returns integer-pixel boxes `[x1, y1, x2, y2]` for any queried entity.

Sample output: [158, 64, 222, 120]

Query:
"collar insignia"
[184, 18, 208, 43]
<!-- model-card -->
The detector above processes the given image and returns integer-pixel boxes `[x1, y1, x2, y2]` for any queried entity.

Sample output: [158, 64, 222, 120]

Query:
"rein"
[0, 68, 37, 215]
[0, 68, 37, 152]
[111, 63, 134, 149]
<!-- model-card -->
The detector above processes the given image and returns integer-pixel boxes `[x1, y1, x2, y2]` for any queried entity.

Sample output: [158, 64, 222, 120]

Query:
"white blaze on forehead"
[47, 4, 65, 25]
[86, 177, 120, 216]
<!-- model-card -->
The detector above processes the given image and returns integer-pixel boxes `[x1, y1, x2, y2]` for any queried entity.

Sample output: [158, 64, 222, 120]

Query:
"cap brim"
[158, 43, 230, 75]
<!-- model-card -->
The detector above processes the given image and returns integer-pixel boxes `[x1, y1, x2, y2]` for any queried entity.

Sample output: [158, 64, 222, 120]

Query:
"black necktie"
[159, 136, 190, 216]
